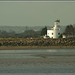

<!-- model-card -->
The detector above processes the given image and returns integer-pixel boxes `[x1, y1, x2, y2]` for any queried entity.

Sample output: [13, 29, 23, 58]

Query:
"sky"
[0, 2, 75, 26]
[0, 0, 75, 1]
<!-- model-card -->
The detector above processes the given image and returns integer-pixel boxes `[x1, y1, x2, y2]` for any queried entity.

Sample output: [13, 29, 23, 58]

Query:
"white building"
[62, 34, 75, 38]
[47, 20, 63, 39]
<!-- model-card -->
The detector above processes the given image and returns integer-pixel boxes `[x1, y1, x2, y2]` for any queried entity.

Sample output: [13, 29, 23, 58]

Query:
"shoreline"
[0, 46, 75, 50]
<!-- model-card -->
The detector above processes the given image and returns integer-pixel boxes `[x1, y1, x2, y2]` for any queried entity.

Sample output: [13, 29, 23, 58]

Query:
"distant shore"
[0, 46, 75, 50]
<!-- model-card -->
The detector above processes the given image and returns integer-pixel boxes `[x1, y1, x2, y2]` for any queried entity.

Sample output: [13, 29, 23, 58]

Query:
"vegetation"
[64, 24, 75, 36]
[0, 25, 75, 47]
[41, 26, 47, 36]
[0, 30, 41, 38]
[0, 26, 47, 38]
[0, 25, 75, 39]
[0, 38, 75, 46]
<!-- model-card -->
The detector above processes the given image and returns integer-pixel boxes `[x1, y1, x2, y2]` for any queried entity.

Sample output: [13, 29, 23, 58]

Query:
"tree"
[65, 25, 74, 35]
[58, 34, 62, 38]
[41, 26, 47, 36]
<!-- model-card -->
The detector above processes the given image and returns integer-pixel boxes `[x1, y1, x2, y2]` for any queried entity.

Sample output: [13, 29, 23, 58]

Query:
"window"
[52, 33, 53, 35]
[58, 33, 60, 35]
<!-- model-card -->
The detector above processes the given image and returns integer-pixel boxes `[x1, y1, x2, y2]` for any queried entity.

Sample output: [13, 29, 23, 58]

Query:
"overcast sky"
[0, 2, 75, 26]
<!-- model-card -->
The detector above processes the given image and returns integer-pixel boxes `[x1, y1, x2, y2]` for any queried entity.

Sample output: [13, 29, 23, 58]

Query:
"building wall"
[47, 29, 61, 38]
[47, 30, 54, 38]
[46, 20, 64, 39]
[62, 35, 75, 38]
[62, 35, 66, 38]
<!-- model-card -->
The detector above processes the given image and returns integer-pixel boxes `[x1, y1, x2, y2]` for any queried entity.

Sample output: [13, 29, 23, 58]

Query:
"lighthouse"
[47, 20, 62, 39]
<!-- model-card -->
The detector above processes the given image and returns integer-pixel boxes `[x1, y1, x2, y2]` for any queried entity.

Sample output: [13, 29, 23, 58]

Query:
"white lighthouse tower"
[47, 20, 62, 39]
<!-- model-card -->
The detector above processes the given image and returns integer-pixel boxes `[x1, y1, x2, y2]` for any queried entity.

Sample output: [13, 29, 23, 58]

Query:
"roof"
[55, 20, 60, 22]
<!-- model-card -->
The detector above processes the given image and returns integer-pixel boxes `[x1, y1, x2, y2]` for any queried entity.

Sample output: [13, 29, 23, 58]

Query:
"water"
[0, 49, 75, 73]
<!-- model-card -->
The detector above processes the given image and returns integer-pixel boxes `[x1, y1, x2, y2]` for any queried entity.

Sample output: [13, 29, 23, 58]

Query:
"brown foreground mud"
[0, 46, 75, 50]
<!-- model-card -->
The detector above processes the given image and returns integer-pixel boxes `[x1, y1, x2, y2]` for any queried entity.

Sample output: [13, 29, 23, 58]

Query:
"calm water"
[0, 49, 75, 73]
[0, 49, 75, 58]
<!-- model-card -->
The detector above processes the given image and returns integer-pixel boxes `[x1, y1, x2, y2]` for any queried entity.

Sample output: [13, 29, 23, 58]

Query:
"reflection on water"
[0, 49, 75, 58]
[0, 49, 75, 53]
[0, 49, 75, 73]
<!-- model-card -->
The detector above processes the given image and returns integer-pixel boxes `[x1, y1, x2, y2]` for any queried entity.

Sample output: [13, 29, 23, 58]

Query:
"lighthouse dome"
[55, 20, 60, 22]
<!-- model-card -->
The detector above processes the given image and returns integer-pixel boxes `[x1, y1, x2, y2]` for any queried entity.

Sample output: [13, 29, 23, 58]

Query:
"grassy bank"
[0, 46, 75, 50]
[0, 38, 75, 50]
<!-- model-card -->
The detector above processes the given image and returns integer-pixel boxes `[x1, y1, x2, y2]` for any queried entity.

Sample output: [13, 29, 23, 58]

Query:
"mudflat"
[0, 46, 75, 50]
